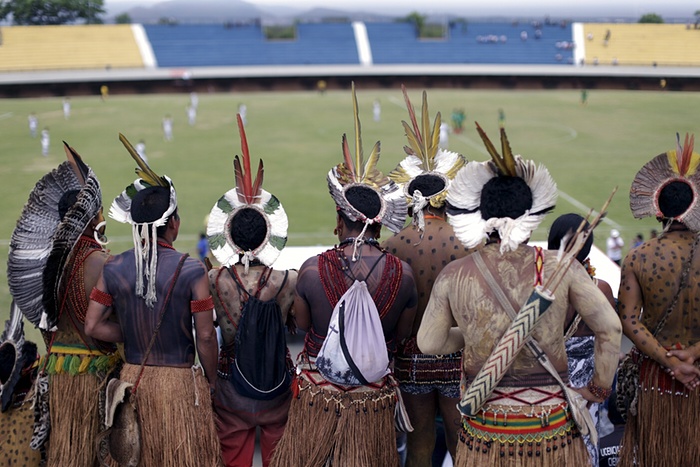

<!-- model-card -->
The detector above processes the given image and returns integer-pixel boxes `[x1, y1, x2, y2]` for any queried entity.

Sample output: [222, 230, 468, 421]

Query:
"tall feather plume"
[119, 133, 168, 187]
[342, 134, 354, 176]
[63, 141, 88, 186]
[351, 82, 364, 182]
[475, 122, 517, 177]
[676, 132, 695, 176]
[401, 86, 441, 172]
[233, 114, 264, 204]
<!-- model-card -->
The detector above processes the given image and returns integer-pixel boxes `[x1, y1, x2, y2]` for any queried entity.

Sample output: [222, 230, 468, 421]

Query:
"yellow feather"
[351, 82, 363, 182]
[119, 133, 167, 187]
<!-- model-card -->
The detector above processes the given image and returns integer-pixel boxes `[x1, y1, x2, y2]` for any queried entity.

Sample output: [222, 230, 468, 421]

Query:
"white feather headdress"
[447, 123, 557, 253]
[388, 86, 466, 233]
[109, 134, 177, 307]
[207, 114, 288, 272]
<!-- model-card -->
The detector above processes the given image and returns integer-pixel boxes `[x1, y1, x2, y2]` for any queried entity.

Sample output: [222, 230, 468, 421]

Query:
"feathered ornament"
[447, 122, 557, 252]
[207, 114, 288, 272]
[0, 301, 36, 413]
[110, 133, 178, 307]
[8, 143, 101, 329]
[630, 132, 700, 232]
[327, 83, 407, 258]
[388, 86, 466, 234]
[41, 142, 103, 331]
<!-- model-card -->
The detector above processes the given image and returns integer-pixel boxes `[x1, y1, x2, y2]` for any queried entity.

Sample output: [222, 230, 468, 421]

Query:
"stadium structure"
[0, 19, 699, 97]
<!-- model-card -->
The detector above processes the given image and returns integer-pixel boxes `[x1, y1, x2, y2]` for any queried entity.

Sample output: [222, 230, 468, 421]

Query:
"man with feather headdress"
[270, 84, 418, 467]
[417, 124, 621, 466]
[8, 142, 120, 467]
[206, 115, 297, 467]
[382, 87, 472, 466]
[617, 134, 700, 467]
[84, 135, 221, 467]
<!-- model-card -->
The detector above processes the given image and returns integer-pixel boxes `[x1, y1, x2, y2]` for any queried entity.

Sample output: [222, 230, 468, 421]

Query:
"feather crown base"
[630, 134, 700, 232]
[207, 188, 288, 268]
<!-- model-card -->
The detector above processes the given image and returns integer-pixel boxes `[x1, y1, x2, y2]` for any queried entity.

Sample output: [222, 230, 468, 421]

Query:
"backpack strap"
[274, 270, 289, 299]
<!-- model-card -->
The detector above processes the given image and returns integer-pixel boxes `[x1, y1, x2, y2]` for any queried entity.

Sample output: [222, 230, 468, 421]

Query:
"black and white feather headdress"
[8, 143, 102, 330]
[109, 134, 177, 307]
[447, 123, 557, 252]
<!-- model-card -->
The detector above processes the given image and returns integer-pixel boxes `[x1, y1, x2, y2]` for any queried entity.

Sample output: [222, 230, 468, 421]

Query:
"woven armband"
[90, 288, 113, 307]
[587, 380, 612, 400]
[191, 296, 214, 313]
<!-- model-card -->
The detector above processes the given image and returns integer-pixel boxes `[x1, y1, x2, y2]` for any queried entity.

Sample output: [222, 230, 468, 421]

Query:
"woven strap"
[458, 251, 553, 417]
[650, 232, 700, 337]
[133, 253, 189, 394]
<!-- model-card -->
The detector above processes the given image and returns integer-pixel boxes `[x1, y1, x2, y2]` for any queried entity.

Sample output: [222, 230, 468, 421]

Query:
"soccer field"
[2, 86, 699, 339]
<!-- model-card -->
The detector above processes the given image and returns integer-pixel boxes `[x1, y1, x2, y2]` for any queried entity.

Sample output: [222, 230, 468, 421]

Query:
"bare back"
[420, 243, 621, 385]
[619, 229, 700, 347]
[383, 218, 473, 335]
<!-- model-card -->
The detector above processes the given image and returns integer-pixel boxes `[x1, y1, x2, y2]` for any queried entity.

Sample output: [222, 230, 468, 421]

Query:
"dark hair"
[480, 176, 533, 220]
[548, 213, 593, 264]
[230, 208, 267, 251]
[658, 180, 693, 219]
[407, 174, 446, 199]
[131, 186, 177, 237]
[58, 190, 80, 221]
[346, 185, 382, 219]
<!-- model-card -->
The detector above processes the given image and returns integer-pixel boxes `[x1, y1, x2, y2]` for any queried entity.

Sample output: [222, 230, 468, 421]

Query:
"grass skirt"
[618, 358, 700, 467]
[117, 363, 222, 467]
[270, 370, 400, 467]
[47, 372, 106, 467]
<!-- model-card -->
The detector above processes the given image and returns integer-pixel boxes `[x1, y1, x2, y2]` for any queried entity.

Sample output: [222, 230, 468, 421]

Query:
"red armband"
[191, 296, 214, 313]
[90, 288, 113, 307]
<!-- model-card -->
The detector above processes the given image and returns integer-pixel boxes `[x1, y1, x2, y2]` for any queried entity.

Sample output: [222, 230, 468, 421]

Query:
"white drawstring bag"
[316, 280, 390, 386]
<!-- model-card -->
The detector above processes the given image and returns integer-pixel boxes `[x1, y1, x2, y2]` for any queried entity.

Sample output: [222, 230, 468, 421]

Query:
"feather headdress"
[388, 85, 466, 232]
[447, 123, 558, 253]
[207, 114, 288, 272]
[110, 133, 177, 307]
[0, 301, 37, 413]
[8, 142, 102, 330]
[630, 133, 700, 232]
[327, 83, 407, 251]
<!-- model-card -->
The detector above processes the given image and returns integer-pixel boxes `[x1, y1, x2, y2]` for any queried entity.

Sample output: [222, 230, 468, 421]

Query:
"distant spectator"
[520, 30, 528, 41]
[28, 112, 38, 138]
[633, 233, 644, 248]
[135, 140, 147, 163]
[650, 228, 658, 239]
[498, 108, 506, 128]
[451, 108, 466, 133]
[238, 103, 247, 126]
[100, 85, 109, 101]
[187, 104, 197, 126]
[41, 127, 50, 157]
[190, 91, 199, 110]
[606, 229, 624, 266]
[604, 29, 611, 46]
[587, 32, 594, 41]
[317, 79, 327, 95]
[62, 97, 71, 119]
[581, 89, 588, 105]
[197, 232, 209, 262]
[439, 121, 450, 148]
[373, 99, 381, 122]
[162, 114, 173, 141]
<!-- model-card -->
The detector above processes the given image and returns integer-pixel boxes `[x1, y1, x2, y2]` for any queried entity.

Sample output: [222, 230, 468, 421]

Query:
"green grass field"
[2, 86, 699, 344]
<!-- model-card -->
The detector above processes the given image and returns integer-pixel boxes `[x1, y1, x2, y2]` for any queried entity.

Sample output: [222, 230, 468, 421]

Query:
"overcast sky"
[104, 0, 697, 18]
